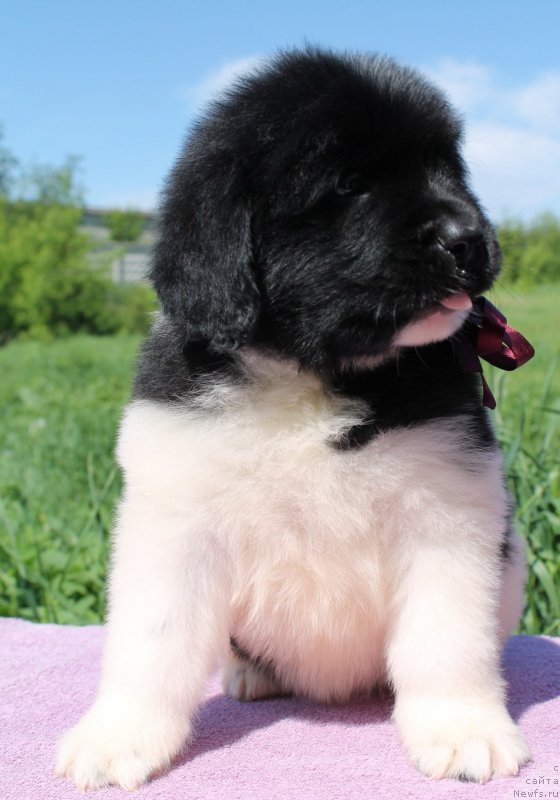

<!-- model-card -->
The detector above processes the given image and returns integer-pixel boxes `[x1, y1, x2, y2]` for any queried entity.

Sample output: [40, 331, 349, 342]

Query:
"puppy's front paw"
[395, 695, 531, 783]
[55, 700, 188, 790]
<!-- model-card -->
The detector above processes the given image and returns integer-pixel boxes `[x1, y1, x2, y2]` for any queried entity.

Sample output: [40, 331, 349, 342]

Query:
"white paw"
[55, 700, 188, 791]
[395, 695, 531, 783]
[222, 653, 282, 701]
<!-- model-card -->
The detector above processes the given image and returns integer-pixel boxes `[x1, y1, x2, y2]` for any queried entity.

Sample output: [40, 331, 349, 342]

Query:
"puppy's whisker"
[448, 335, 459, 367]
[392, 301, 399, 334]
[374, 296, 385, 332]
[395, 348, 403, 377]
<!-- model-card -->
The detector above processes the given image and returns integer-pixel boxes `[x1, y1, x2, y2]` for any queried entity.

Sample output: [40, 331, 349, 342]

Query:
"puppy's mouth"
[393, 291, 473, 348]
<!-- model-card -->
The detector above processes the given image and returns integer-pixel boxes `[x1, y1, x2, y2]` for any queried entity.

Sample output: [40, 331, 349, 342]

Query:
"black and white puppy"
[57, 48, 531, 789]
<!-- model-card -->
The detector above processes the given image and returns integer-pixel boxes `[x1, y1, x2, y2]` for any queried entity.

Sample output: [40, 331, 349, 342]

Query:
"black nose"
[436, 220, 487, 271]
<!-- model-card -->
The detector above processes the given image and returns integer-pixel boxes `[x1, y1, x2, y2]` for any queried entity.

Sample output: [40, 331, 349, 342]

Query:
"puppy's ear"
[150, 144, 259, 352]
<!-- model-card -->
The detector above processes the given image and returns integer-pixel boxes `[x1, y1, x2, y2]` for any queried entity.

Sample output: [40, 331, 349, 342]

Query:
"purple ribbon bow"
[456, 297, 535, 409]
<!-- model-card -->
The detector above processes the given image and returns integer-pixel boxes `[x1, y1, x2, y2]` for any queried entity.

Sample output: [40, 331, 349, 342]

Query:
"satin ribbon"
[456, 297, 535, 409]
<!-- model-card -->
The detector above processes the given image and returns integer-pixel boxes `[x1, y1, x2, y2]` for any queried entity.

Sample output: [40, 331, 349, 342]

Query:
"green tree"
[0, 137, 155, 341]
[104, 209, 146, 242]
[0, 199, 105, 339]
[497, 214, 560, 287]
[497, 219, 525, 284]
[20, 155, 85, 206]
[523, 214, 560, 285]
[0, 126, 18, 197]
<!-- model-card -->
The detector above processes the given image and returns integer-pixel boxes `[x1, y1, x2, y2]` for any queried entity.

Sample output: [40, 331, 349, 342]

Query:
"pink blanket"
[1, 618, 558, 799]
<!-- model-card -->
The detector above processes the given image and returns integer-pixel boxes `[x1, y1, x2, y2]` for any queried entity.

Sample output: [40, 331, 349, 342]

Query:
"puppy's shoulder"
[133, 314, 244, 405]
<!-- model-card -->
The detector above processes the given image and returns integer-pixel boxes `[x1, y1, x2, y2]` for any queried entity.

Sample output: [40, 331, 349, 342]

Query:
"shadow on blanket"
[1, 619, 559, 800]
[179, 634, 559, 766]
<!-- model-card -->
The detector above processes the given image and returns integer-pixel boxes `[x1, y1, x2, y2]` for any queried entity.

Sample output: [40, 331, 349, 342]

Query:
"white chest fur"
[116, 351, 507, 702]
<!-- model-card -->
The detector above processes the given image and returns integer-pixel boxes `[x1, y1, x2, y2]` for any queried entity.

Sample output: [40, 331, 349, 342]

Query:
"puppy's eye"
[334, 174, 369, 196]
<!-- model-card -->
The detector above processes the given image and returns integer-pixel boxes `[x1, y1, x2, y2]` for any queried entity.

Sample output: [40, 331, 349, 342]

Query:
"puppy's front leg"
[388, 498, 530, 783]
[56, 491, 231, 791]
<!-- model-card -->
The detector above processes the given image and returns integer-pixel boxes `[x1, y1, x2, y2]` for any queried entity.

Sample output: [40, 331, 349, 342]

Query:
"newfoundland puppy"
[57, 48, 531, 789]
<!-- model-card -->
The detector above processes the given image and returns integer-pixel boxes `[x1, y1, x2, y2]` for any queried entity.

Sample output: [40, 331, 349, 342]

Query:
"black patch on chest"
[329, 340, 496, 451]
[133, 321, 496, 458]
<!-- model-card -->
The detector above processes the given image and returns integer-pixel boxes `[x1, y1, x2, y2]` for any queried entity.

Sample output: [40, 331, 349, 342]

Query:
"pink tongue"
[439, 292, 472, 311]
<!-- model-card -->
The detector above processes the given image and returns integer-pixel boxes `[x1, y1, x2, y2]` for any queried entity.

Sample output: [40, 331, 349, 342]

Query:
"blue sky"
[2, 0, 559, 219]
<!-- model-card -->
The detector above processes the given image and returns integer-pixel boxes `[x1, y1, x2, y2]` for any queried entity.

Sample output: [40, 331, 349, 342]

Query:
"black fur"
[134, 318, 244, 403]
[329, 341, 497, 450]
[139, 47, 502, 449]
[499, 499, 517, 563]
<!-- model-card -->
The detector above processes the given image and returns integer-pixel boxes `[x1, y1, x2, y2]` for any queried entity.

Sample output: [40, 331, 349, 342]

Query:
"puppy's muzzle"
[417, 213, 491, 294]
[435, 219, 488, 278]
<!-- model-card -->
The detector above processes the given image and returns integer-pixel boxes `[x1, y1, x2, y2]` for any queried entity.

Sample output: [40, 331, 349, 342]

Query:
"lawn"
[0, 335, 139, 623]
[0, 284, 559, 631]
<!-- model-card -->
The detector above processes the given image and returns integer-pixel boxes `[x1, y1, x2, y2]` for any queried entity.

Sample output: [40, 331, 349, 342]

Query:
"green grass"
[0, 285, 558, 632]
[0, 335, 140, 623]
[487, 283, 560, 635]
[489, 282, 560, 402]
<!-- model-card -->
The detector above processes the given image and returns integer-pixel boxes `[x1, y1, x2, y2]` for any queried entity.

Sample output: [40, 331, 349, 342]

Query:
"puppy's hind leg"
[222, 640, 284, 701]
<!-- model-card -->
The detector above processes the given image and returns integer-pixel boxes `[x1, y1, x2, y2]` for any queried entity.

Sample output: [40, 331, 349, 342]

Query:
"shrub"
[100, 282, 157, 335]
[0, 199, 156, 340]
[104, 209, 146, 242]
[497, 214, 560, 287]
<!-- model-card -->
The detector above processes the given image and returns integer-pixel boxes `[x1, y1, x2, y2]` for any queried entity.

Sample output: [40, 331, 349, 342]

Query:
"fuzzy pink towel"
[0, 618, 558, 800]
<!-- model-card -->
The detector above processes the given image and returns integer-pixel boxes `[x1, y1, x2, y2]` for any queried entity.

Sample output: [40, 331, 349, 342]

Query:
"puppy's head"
[151, 48, 501, 371]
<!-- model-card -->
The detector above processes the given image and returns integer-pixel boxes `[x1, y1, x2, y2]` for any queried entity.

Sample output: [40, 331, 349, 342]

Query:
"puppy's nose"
[436, 220, 486, 271]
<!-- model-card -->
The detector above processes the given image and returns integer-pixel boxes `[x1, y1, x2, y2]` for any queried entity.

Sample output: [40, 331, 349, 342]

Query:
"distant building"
[81, 207, 157, 235]
[81, 207, 157, 283]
